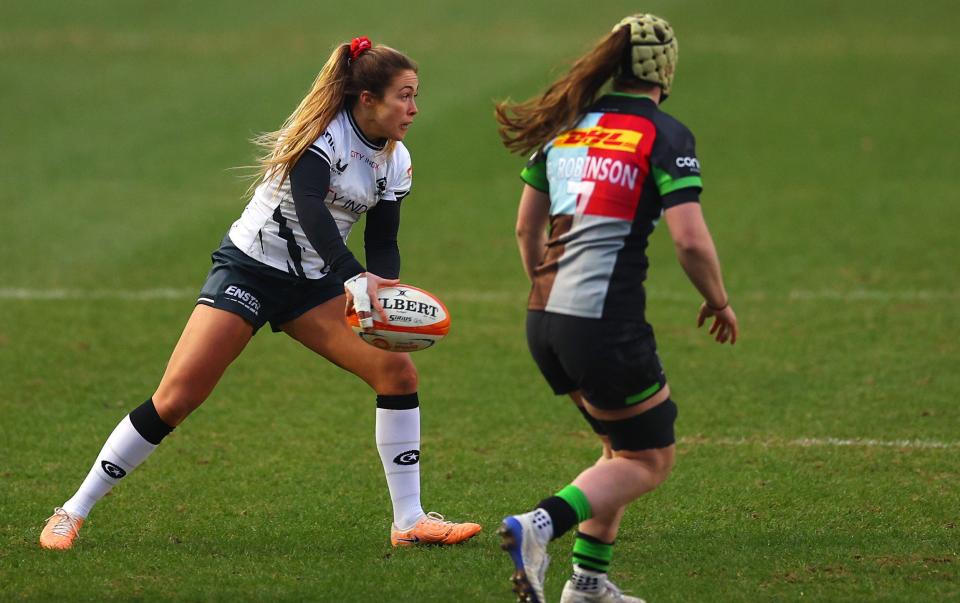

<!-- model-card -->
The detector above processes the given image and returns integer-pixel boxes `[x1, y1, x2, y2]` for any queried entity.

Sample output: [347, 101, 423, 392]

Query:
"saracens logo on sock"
[393, 449, 420, 465]
[101, 461, 127, 479]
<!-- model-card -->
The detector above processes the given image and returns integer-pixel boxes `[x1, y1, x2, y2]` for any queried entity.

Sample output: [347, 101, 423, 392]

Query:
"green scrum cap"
[614, 13, 678, 97]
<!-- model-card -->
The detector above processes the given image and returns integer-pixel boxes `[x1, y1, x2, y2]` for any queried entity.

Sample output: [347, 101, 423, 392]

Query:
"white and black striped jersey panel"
[307, 144, 330, 164]
[228, 108, 413, 279]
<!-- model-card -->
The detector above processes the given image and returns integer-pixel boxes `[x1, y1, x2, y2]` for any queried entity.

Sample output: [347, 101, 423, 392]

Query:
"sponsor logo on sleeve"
[675, 156, 701, 172]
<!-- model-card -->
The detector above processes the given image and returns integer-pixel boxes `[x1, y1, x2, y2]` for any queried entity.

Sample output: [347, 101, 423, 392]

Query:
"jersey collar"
[587, 93, 658, 116]
[346, 108, 386, 151]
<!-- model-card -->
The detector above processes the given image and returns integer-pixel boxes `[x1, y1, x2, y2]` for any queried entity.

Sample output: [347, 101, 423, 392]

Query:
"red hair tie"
[349, 36, 372, 62]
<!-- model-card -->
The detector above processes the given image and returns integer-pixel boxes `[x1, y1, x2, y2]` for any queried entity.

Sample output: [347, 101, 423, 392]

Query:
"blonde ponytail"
[252, 44, 351, 187]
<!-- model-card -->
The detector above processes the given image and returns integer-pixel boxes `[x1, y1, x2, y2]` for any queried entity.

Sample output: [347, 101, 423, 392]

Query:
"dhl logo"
[553, 127, 642, 152]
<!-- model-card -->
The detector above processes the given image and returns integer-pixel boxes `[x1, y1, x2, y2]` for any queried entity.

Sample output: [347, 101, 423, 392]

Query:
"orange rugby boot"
[391, 511, 481, 547]
[40, 507, 85, 550]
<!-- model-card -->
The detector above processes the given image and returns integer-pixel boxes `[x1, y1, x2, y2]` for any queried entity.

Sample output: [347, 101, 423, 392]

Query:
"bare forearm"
[517, 230, 546, 281]
[663, 202, 738, 343]
[675, 238, 728, 308]
[515, 185, 551, 282]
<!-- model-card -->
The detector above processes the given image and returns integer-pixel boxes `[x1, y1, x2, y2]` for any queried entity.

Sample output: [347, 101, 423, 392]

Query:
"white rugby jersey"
[229, 108, 412, 279]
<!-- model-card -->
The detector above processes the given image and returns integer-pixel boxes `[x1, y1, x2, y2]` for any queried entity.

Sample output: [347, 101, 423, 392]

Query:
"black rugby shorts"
[196, 236, 344, 333]
[526, 310, 667, 410]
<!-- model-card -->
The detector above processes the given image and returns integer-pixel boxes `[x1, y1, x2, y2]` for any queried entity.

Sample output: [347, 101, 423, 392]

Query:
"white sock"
[528, 508, 554, 544]
[571, 566, 605, 593]
[62, 416, 158, 518]
[376, 407, 424, 529]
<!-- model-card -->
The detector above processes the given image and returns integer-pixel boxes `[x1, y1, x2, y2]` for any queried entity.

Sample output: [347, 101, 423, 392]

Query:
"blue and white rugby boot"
[498, 511, 552, 603]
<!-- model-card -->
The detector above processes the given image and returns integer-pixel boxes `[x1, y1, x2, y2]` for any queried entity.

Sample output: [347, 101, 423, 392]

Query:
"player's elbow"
[671, 232, 706, 255]
[516, 222, 538, 243]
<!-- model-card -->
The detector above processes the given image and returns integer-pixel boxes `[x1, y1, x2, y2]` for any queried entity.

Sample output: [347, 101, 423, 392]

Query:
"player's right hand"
[697, 302, 738, 344]
[344, 272, 400, 330]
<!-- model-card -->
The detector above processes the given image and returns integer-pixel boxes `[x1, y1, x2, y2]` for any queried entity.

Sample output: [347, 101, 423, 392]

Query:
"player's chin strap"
[344, 274, 375, 328]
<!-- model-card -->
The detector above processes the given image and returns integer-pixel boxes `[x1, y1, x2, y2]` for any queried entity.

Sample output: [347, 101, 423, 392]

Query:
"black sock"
[535, 496, 578, 540]
[128, 398, 174, 445]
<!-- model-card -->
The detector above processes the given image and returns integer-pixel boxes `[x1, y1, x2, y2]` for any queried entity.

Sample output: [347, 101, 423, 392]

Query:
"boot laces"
[424, 511, 452, 525]
[48, 507, 82, 537]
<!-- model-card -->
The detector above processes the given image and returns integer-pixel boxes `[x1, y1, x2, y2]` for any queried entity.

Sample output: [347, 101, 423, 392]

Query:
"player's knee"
[377, 353, 418, 393]
[152, 381, 208, 426]
[152, 392, 199, 426]
[614, 445, 674, 490]
[643, 446, 676, 486]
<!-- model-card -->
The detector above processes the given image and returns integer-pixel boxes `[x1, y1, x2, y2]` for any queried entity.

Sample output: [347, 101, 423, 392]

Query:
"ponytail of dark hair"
[495, 27, 630, 156]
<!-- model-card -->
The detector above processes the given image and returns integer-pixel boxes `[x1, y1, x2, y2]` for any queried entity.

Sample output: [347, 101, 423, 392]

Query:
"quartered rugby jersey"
[229, 108, 412, 279]
[521, 93, 702, 320]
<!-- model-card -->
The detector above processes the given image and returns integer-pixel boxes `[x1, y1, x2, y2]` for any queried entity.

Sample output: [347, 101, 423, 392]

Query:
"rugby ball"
[346, 284, 451, 352]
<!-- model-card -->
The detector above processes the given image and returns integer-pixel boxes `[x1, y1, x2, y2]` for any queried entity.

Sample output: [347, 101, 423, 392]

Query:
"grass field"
[2, 0, 958, 601]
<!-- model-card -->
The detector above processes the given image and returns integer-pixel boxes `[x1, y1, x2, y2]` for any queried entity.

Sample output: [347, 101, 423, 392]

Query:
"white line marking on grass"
[786, 289, 960, 302]
[0, 288, 196, 300]
[441, 290, 524, 302]
[2, 288, 958, 303]
[680, 436, 960, 449]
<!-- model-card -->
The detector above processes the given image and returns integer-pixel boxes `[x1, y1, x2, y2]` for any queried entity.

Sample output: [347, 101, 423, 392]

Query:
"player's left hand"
[697, 302, 738, 344]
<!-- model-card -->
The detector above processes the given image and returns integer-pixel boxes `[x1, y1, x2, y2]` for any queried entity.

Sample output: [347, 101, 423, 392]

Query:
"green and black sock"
[571, 531, 614, 592]
[535, 484, 592, 540]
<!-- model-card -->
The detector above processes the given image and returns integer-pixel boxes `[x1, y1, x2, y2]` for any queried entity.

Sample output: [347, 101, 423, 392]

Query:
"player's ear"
[359, 90, 377, 108]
